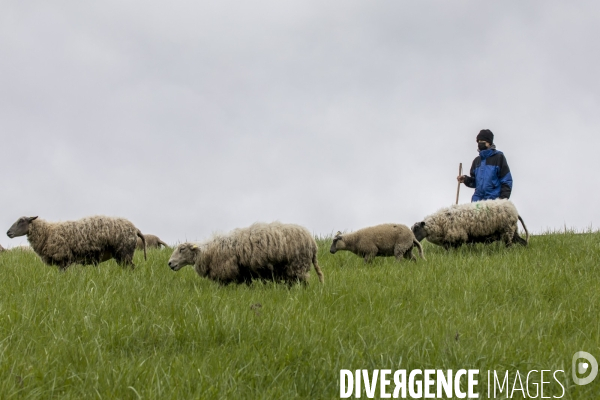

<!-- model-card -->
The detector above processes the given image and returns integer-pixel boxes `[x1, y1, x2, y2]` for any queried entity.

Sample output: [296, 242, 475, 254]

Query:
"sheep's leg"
[289, 270, 310, 287]
[49, 254, 70, 270]
[393, 244, 404, 262]
[285, 259, 310, 285]
[513, 231, 527, 246]
[89, 251, 108, 266]
[395, 244, 418, 262]
[100, 250, 113, 262]
[403, 249, 417, 262]
[57, 259, 72, 271]
[445, 241, 462, 251]
[115, 251, 135, 269]
[298, 263, 311, 285]
[502, 228, 514, 247]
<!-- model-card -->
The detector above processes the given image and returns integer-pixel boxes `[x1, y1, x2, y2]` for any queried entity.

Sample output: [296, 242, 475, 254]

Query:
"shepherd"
[457, 129, 513, 201]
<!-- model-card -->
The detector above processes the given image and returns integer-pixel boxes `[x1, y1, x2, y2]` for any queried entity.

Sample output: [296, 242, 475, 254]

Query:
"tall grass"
[0, 232, 599, 399]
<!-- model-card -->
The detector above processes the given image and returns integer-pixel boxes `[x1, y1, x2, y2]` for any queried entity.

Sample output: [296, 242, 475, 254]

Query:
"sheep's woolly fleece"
[171, 222, 323, 284]
[137, 234, 168, 249]
[27, 216, 145, 268]
[420, 199, 524, 246]
[331, 223, 425, 261]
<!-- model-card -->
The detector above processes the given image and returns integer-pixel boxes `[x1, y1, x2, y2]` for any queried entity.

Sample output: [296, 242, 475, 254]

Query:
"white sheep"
[137, 234, 168, 249]
[6, 215, 147, 269]
[411, 199, 529, 249]
[330, 223, 425, 262]
[168, 222, 324, 284]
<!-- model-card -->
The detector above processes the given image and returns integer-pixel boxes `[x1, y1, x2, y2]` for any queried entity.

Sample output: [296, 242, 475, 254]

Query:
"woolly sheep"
[168, 222, 324, 285]
[411, 199, 529, 249]
[137, 234, 168, 249]
[330, 223, 425, 262]
[6, 215, 147, 269]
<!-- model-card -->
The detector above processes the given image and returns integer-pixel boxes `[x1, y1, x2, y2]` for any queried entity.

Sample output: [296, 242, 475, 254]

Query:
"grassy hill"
[0, 231, 598, 399]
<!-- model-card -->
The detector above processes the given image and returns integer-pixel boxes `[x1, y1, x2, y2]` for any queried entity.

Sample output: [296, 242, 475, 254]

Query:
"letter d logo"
[572, 351, 598, 385]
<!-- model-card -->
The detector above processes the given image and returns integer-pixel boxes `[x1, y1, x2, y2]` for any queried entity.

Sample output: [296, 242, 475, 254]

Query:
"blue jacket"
[463, 148, 512, 201]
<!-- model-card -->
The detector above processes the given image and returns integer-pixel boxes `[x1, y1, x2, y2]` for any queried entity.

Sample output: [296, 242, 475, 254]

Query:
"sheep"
[6, 215, 147, 269]
[137, 234, 168, 249]
[329, 223, 425, 263]
[168, 222, 324, 285]
[411, 199, 529, 250]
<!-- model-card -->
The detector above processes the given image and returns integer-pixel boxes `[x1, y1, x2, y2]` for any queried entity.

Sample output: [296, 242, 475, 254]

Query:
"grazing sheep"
[168, 222, 324, 285]
[411, 199, 529, 249]
[330, 223, 425, 263]
[6, 216, 147, 269]
[137, 234, 168, 249]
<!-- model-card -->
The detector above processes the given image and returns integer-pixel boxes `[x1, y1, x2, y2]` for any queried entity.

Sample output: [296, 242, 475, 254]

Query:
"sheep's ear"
[191, 244, 199, 251]
[28, 216, 38, 222]
[335, 231, 342, 237]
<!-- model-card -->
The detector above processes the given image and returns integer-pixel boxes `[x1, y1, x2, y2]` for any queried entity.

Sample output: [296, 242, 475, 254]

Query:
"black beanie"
[476, 129, 494, 144]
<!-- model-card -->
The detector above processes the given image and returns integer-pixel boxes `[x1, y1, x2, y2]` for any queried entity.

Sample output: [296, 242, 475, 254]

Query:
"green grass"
[0, 232, 599, 399]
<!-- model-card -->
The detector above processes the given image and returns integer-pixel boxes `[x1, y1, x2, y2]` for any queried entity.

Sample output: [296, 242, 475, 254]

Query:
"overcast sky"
[1, 1, 599, 247]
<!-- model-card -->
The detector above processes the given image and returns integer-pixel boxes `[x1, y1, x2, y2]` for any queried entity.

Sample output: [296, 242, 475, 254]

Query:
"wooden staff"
[456, 163, 462, 205]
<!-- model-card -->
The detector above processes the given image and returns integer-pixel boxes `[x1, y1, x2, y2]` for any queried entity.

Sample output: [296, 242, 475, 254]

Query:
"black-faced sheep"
[329, 223, 425, 263]
[137, 234, 168, 249]
[411, 199, 529, 249]
[6, 216, 147, 269]
[167, 222, 324, 285]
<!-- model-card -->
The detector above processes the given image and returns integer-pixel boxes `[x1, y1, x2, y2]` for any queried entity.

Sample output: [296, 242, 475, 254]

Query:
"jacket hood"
[479, 147, 501, 160]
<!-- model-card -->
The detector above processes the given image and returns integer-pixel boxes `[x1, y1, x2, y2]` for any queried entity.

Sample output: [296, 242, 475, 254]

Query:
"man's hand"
[457, 175, 466, 183]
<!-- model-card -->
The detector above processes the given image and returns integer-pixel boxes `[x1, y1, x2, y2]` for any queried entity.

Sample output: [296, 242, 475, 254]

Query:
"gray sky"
[2, 1, 599, 247]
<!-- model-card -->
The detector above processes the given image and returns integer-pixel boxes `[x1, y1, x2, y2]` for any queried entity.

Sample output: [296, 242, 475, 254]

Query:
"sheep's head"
[330, 231, 345, 253]
[411, 222, 427, 242]
[7, 216, 38, 238]
[168, 243, 200, 271]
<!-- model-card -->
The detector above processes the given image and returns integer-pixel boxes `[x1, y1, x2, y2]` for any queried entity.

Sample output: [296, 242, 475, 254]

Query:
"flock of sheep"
[3, 199, 528, 285]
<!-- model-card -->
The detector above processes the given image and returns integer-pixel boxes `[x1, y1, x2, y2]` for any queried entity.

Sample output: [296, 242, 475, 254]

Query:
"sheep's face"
[330, 232, 345, 254]
[7, 216, 38, 238]
[168, 243, 199, 271]
[411, 222, 427, 242]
